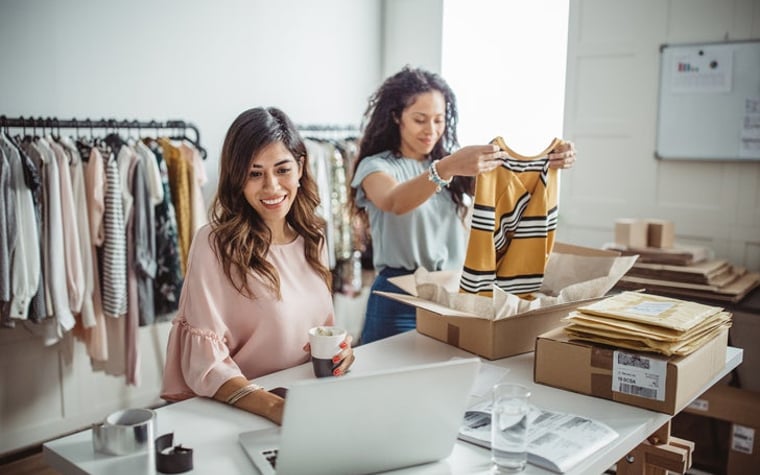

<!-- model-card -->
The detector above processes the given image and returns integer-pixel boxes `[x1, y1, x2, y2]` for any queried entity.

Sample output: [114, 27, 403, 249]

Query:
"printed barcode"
[617, 353, 650, 369]
[620, 383, 657, 399]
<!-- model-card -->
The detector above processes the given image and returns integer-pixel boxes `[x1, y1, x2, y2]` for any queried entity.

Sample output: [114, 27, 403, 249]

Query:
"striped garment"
[459, 137, 561, 297]
[101, 152, 128, 317]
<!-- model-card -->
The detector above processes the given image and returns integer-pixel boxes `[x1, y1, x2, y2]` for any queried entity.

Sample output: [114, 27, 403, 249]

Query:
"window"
[442, 0, 570, 154]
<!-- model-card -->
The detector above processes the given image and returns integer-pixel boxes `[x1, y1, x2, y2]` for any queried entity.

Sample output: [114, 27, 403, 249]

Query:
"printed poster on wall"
[670, 46, 733, 94]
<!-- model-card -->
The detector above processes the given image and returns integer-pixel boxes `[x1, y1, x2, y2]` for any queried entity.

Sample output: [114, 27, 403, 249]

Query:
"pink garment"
[161, 225, 334, 401]
[82, 148, 108, 362]
[49, 139, 85, 315]
[85, 148, 105, 247]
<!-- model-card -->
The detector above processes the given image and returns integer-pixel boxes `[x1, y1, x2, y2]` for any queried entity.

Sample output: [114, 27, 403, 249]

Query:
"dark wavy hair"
[209, 107, 331, 299]
[350, 66, 474, 222]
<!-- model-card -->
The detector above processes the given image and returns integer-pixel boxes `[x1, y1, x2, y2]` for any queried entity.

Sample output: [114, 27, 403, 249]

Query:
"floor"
[0, 451, 58, 475]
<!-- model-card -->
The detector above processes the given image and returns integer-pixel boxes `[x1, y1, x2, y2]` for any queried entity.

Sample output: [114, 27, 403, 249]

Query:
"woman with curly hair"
[350, 66, 576, 344]
[162, 107, 354, 424]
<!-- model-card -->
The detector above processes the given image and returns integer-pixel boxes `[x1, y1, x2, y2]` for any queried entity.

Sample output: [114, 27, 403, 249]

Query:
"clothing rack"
[0, 115, 207, 159]
[297, 123, 359, 131]
[297, 123, 360, 140]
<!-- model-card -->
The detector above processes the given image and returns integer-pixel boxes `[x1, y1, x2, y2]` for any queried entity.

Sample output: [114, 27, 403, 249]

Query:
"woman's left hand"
[548, 141, 576, 170]
[303, 334, 356, 377]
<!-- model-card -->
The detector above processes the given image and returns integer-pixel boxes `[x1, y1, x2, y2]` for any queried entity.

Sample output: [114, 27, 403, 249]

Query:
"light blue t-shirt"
[350, 151, 467, 272]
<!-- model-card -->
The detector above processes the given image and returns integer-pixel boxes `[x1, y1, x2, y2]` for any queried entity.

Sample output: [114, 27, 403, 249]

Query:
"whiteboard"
[655, 40, 760, 161]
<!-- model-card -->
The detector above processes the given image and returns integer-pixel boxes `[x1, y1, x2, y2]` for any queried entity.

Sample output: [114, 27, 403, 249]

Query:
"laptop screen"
[239, 358, 481, 475]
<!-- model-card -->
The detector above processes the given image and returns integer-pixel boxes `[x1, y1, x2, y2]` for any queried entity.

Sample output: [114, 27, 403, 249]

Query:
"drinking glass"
[491, 383, 531, 472]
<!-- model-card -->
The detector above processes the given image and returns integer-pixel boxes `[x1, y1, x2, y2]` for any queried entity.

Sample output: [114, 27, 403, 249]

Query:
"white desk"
[43, 331, 743, 475]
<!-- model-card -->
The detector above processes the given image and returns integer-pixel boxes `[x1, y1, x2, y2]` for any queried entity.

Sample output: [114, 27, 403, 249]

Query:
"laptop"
[238, 358, 481, 475]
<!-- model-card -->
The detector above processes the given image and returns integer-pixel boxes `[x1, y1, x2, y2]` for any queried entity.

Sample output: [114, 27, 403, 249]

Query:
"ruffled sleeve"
[161, 225, 242, 401]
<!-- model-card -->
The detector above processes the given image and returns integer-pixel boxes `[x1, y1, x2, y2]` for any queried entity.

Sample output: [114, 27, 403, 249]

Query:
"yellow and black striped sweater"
[459, 136, 562, 297]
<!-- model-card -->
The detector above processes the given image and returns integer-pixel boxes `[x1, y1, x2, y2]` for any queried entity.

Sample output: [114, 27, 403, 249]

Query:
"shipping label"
[687, 398, 709, 412]
[627, 301, 675, 316]
[611, 350, 667, 401]
[732, 424, 755, 454]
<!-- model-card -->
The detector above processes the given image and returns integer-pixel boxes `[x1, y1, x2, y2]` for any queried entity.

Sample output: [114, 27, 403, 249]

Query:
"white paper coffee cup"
[308, 326, 347, 377]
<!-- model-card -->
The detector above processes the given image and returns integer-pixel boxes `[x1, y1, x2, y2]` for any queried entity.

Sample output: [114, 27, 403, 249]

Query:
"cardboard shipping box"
[646, 219, 675, 248]
[683, 384, 760, 474]
[615, 218, 648, 248]
[729, 308, 760, 392]
[534, 327, 729, 415]
[375, 243, 631, 360]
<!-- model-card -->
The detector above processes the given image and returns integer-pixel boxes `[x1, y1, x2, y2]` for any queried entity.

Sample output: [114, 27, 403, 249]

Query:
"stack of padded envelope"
[561, 291, 732, 356]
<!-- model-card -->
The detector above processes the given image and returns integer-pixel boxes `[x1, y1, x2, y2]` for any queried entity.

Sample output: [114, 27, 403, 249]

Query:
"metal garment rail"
[297, 123, 360, 140]
[0, 115, 207, 159]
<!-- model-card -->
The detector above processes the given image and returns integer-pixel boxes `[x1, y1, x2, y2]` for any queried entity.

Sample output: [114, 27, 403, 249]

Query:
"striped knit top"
[459, 137, 561, 297]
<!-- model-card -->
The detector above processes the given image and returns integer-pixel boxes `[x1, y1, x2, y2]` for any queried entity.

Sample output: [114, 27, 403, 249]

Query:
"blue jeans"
[360, 267, 417, 345]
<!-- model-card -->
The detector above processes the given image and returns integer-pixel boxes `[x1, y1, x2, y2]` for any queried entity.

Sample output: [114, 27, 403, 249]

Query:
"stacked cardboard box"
[535, 289, 733, 415]
[607, 218, 760, 303]
[614, 218, 675, 250]
[534, 326, 729, 415]
[677, 384, 760, 474]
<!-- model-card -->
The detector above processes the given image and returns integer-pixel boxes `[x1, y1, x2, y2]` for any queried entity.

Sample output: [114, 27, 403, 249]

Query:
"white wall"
[561, 0, 760, 271]
[0, 0, 382, 455]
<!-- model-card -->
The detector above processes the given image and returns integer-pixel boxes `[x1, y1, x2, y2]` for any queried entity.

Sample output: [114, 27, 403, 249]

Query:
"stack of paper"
[562, 291, 732, 356]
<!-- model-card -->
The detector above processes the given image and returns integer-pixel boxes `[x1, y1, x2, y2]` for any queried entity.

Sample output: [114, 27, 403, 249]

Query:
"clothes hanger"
[167, 120, 207, 159]
[104, 119, 126, 152]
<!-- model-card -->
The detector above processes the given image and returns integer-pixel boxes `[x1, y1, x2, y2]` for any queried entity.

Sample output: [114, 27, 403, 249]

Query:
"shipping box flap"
[553, 242, 621, 257]
[387, 269, 460, 297]
[375, 290, 606, 320]
[373, 290, 474, 318]
[387, 273, 418, 296]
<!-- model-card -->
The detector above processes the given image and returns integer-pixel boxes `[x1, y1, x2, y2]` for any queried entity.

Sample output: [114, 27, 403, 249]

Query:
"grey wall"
[0, 0, 383, 205]
[382, 0, 444, 77]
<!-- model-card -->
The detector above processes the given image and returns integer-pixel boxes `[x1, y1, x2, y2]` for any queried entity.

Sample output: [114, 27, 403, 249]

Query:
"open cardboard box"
[534, 326, 730, 415]
[375, 243, 628, 360]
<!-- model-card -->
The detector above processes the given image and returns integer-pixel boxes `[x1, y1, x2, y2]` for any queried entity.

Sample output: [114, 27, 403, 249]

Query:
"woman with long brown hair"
[162, 107, 354, 424]
[350, 66, 576, 344]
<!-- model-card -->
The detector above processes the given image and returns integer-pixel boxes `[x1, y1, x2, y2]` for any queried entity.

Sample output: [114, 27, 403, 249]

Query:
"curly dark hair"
[350, 66, 474, 222]
[209, 107, 331, 299]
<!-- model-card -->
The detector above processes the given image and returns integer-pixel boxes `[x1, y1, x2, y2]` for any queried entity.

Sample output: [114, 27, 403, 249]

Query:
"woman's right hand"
[436, 144, 506, 180]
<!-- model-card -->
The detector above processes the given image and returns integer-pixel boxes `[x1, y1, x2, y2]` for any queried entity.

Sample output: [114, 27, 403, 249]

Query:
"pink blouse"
[161, 225, 334, 401]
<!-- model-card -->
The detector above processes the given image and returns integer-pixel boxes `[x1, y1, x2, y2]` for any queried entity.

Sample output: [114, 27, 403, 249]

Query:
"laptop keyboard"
[262, 448, 278, 468]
